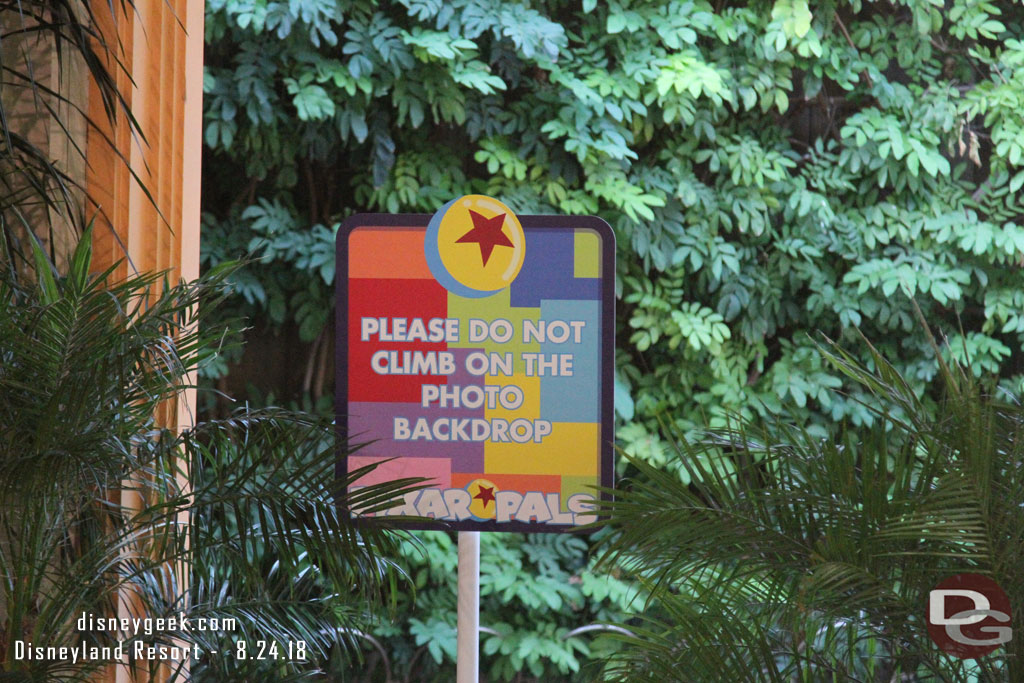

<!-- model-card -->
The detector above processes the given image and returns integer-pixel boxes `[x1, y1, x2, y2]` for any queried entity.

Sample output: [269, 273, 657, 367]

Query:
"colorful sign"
[336, 195, 614, 532]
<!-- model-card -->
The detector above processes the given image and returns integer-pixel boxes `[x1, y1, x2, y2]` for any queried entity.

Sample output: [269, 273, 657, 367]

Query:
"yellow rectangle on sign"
[485, 422, 600, 477]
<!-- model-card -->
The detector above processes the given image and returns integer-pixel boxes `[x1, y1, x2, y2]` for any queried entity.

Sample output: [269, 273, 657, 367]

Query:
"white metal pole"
[456, 530, 480, 683]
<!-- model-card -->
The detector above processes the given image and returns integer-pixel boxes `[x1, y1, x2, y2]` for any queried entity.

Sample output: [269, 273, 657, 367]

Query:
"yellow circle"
[466, 478, 500, 520]
[437, 196, 525, 293]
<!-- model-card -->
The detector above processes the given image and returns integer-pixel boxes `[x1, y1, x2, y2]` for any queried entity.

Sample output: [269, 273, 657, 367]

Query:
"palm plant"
[598, 336, 1023, 682]
[0, 234, 424, 681]
[1, 0, 145, 275]
[3, 3, 428, 679]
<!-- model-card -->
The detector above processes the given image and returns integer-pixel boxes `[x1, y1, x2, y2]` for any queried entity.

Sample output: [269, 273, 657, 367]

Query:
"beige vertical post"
[457, 531, 481, 683]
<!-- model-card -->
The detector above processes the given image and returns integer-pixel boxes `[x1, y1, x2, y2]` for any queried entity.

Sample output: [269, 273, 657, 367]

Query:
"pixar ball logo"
[424, 195, 525, 298]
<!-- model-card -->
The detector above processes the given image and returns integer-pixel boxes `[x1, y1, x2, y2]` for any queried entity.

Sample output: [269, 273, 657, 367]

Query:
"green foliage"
[597, 338, 1024, 681]
[203, 0, 1024, 431]
[0, 0, 143, 278]
[200, 0, 1024, 679]
[374, 531, 640, 681]
[0, 240, 424, 680]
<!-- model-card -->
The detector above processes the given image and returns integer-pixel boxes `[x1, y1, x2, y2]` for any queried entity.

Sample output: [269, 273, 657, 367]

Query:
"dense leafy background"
[200, 0, 1024, 679]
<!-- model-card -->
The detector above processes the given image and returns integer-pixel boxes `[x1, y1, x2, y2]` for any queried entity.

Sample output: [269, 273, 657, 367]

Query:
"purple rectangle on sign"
[347, 401, 485, 474]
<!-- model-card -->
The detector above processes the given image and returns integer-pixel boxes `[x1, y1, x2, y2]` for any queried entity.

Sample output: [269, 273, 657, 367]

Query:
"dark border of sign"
[335, 212, 616, 534]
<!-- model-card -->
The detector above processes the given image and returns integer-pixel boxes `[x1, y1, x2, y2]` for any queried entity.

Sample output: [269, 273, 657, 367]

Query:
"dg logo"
[927, 573, 1012, 658]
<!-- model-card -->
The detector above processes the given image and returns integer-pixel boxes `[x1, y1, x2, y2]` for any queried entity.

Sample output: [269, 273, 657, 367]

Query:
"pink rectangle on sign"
[348, 456, 452, 489]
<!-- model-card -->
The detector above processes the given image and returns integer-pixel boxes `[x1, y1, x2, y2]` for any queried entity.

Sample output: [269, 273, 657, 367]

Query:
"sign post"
[456, 531, 480, 683]
[336, 195, 615, 680]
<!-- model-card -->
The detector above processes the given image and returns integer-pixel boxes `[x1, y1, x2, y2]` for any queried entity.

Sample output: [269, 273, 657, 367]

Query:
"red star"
[456, 210, 513, 266]
[473, 485, 496, 507]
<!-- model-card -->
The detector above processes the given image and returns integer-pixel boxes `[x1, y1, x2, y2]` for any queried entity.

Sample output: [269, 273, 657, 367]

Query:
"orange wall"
[86, 1, 204, 680]
[87, 0, 203, 288]
[86, 0, 203, 428]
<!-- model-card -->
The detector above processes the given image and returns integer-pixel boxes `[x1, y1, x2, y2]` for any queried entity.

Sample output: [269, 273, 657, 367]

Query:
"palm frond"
[0, 237, 427, 679]
[1, 0, 150, 281]
[597, 336, 1024, 681]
